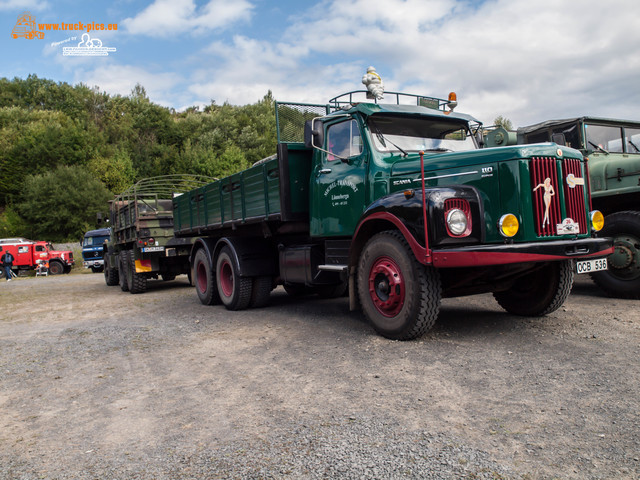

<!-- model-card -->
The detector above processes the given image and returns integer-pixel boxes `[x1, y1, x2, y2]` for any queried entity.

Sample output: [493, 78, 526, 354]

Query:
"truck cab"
[82, 228, 111, 273]
[491, 117, 640, 298]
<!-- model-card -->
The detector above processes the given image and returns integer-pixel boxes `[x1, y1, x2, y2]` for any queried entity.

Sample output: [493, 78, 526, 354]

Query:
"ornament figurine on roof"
[362, 66, 384, 100]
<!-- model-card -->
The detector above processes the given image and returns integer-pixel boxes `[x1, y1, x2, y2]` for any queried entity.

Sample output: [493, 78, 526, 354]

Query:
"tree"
[493, 115, 513, 130]
[15, 165, 112, 241]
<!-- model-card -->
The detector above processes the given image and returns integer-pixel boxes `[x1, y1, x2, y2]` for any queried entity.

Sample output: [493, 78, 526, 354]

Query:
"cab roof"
[338, 102, 480, 124]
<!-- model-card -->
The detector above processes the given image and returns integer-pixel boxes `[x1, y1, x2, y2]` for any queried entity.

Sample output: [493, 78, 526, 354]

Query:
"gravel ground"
[0, 272, 639, 479]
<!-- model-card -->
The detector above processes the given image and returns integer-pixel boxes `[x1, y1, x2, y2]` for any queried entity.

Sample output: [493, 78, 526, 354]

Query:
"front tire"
[216, 246, 252, 310]
[591, 211, 640, 299]
[118, 251, 129, 292]
[357, 231, 441, 340]
[194, 248, 220, 305]
[494, 260, 574, 316]
[104, 254, 119, 286]
[49, 261, 64, 275]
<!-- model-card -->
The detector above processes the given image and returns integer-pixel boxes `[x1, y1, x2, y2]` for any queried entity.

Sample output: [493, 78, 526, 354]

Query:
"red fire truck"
[0, 238, 74, 277]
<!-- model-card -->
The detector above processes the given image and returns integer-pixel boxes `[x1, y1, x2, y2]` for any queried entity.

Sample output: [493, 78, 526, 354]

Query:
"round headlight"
[590, 210, 604, 232]
[498, 214, 519, 238]
[446, 209, 468, 236]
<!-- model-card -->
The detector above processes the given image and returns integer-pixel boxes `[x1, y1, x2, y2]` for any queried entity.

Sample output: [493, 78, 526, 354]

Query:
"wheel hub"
[220, 261, 233, 297]
[197, 262, 207, 293]
[369, 257, 404, 317]
[610, 237, 636, 270]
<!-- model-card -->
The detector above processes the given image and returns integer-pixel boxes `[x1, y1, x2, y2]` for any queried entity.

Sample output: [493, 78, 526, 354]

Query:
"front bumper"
[83, 259, 104, 268]
[432, 237, 613, 268]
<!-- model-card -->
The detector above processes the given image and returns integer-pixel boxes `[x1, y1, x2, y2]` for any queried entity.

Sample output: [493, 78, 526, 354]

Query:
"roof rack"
[327, 90, 451, 112]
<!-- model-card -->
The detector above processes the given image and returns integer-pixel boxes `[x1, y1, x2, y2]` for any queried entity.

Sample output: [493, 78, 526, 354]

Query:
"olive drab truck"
[487, 117, 640, 298]
[173, 89, 613, 340]
[103, 175, 212, 293]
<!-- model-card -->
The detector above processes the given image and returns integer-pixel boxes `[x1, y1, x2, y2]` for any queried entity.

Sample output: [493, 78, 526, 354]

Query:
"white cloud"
[74, 64, 183, 107]
[72, 0, 640, 126]
[199, 0, 638, 126]
[0, 0, 48, 11]
[122, 0, 253, 37]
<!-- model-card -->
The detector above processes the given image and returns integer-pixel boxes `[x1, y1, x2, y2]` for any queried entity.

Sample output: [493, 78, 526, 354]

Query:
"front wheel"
[357, 231, 441, 340]
[49, 261, 64, 275]
[493, 260, 574, 316]
[590, 211, 640, 299]
[216, 246, 252, 310]
[118, 251, 129, 292]
[104, 253, 119, 286]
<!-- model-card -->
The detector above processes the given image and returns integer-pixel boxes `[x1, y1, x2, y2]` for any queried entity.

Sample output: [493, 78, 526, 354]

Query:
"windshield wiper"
[588, 141, 609, 154]
[628, 139, 640, 153]
[423, 148, 453, 152]
[369, 120, 408, 157]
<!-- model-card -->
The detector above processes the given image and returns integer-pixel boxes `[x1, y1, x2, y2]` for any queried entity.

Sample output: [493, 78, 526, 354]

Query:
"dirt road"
[1, 272, 638, 479]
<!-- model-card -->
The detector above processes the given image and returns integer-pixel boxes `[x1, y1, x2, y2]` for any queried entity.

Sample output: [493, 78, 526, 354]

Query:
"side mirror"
[304, 118, 324, 149]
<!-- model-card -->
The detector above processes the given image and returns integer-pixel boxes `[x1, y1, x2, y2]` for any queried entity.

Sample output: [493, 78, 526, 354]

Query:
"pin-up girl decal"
[533, 177, 555, 227]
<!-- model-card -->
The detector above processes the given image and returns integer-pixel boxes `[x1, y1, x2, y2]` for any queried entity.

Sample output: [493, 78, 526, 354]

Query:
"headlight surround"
[446, 209, 468, 236]
[498, 214, 519, 238]
[590, 210, 604, 232]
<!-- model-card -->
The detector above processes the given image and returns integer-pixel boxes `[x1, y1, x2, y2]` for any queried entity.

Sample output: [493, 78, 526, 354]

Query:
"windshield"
[584, 124, 623, 153]
[83, 236, 109, 247]
[368, 115, 477, 153]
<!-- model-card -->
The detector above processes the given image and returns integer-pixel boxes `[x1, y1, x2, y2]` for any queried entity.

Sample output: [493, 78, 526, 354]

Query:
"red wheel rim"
[368, 256, 405, 317]
[219, 260, 233, 297]
[196, 261, 207, 294]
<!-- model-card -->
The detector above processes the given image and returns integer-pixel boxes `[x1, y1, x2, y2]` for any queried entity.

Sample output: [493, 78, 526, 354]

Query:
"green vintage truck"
[173, 91, 612, 340]
[491, 117, 640, 298]
[103, 175, 212, 293]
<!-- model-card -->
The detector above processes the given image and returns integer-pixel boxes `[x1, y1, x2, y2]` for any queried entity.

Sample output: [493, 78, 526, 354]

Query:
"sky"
[1, 0, 640, 127]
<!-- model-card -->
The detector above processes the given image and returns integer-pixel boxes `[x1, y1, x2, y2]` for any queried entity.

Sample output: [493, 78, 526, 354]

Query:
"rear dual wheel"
[127, 251, 147, 294]
[194, 246, 272, 310]
[194, 248, 220, 305]
[216, 247, 252, 310]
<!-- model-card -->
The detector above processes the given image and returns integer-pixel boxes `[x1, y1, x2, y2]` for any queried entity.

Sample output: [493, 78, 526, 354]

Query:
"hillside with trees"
[0, 75, 277, 241]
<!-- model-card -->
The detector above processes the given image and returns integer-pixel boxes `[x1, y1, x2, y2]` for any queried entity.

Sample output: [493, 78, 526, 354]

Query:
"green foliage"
[0, 75, 281, 240]
[0, 206, 28, 238]
[493, 115, 513, 130]
[87, 148, 135, 193]
[15, 166, 113, 242]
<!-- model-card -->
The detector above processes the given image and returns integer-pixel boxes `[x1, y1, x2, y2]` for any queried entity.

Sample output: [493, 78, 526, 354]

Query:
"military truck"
[103, 175, 212, 293]
[487, 117, 640, 299]
[174, 91, 612, 340]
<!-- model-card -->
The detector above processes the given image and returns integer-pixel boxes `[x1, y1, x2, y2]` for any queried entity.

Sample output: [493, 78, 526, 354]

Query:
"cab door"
[310, 118, 367, 237]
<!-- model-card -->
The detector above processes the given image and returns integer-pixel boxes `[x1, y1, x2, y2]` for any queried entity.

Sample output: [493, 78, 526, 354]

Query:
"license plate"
[142, 246, 164, 252]
[576, 258, 607, 274]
